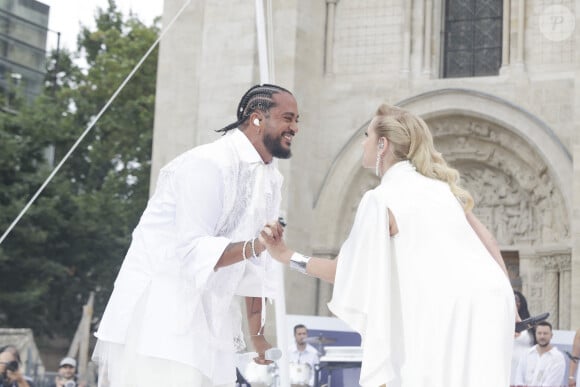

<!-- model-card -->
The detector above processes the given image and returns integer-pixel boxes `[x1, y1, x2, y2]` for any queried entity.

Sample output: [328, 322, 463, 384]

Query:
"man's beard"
[264, 131, 292, 159]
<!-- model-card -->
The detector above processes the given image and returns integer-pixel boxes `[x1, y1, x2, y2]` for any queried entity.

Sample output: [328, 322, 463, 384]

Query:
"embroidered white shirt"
[514, 345, 566, 386]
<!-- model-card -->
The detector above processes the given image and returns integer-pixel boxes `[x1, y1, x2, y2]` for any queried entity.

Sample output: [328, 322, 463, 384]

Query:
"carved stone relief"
[429, 116, 569, 246]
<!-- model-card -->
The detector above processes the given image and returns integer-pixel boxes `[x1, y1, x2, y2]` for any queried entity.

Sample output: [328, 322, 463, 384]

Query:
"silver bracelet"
[289, 252, 311, 275]
[242, 239, 249, 260]
[251, 238, 258, 259]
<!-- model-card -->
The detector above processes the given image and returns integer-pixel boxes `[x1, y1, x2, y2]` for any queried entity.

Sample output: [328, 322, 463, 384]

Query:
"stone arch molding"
[312, 88, 572, 254]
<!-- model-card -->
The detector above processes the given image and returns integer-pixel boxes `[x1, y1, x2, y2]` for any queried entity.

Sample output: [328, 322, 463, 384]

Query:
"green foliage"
[0, 0, 159, 337]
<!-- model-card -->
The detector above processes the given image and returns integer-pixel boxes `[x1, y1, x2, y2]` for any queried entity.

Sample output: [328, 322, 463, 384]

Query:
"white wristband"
[289, 252, 311, 275]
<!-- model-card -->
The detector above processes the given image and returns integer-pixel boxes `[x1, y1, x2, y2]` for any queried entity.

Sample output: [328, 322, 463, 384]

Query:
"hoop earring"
[375, 152, 382, 177]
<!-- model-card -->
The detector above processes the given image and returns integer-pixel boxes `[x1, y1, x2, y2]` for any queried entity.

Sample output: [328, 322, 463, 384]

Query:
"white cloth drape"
[328, 161, 514, 387]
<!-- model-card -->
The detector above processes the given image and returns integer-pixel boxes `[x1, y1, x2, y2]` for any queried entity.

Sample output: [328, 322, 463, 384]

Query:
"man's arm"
[214, 239, 266, 270]
[245, 296, 272, 365]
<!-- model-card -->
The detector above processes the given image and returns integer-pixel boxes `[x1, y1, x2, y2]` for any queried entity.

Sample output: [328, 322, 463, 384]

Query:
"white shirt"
[514, 345, 566, 386]
[95, 129, 283, 385]
[511, 330, 534, 385]
[288, 343, 319, 386]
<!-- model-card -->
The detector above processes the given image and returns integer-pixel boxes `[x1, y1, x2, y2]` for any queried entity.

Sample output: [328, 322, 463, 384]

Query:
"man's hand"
[251, 335, 273, 365]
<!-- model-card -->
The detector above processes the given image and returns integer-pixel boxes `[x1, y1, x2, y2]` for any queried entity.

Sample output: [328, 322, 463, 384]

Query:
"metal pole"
[254, 0, 269, 83]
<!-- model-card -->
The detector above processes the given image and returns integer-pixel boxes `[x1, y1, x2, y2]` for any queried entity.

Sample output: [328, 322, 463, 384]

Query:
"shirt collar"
[380, 160, 415, 184]
[531, 345, 557, 355]
[231, 128, 265, 164]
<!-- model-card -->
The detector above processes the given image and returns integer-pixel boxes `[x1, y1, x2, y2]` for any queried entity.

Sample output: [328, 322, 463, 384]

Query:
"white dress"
[328, 161, 514, 387]
[93, 129, 283, 386]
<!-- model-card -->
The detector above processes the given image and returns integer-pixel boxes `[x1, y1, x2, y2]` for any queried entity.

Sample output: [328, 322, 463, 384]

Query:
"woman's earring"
[375, 152, 382, 177]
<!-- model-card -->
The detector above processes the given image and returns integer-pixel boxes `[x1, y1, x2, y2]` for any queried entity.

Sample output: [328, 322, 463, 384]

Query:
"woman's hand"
[259, 220, 293, 264]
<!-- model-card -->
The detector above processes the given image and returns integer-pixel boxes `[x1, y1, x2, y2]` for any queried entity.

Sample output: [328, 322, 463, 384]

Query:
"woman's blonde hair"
[373, 104, 474, 211]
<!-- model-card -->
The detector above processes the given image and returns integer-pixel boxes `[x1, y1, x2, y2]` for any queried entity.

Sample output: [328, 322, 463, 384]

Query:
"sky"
[39, 0, 164, 51]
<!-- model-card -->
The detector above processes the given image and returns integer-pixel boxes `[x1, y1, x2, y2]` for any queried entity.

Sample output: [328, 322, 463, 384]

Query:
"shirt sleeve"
[543, 353, 566, 386]
[171, 156, 231, 289]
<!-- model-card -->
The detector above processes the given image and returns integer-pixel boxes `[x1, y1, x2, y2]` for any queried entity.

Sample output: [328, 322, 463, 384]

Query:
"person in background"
[514, 321, 566, 387]
[0, 345, 32, 387]
[288, 324, 319, 387]
[50, 357, 85, 387]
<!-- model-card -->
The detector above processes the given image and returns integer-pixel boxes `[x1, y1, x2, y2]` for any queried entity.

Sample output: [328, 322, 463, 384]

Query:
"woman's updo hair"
[374, 104, 474, 211]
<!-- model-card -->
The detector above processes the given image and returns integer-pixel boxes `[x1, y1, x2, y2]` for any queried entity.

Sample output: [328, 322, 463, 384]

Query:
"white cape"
[328, 161, 514, 387]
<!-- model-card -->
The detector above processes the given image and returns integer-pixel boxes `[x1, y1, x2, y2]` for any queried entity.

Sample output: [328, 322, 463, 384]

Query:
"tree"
[0, 0, 159, 338]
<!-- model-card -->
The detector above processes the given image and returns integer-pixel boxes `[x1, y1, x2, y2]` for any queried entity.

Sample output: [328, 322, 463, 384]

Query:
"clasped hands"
[259, 220, 292, 264]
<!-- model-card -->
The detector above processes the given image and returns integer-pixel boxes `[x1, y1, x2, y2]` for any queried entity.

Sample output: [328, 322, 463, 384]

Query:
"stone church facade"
[152, 0, 579, 329]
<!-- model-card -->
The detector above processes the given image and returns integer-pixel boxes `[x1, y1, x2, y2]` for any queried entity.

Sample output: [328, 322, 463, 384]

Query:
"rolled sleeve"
[172, 157, 231, 288]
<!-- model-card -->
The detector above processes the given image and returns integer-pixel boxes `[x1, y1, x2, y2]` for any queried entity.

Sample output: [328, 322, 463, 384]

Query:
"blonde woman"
[260, 104, 514, 387]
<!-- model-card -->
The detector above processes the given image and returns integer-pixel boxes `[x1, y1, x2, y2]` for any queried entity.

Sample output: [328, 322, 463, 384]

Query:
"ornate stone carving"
[430, 116, 570, 246]
[543, 256, 561, 271]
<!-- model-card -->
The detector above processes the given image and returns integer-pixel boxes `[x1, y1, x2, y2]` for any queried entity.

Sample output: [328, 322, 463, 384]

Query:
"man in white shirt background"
[288, 324, 320, 387]
[92, 84, 300, 387]
[514, 321, 566, 387]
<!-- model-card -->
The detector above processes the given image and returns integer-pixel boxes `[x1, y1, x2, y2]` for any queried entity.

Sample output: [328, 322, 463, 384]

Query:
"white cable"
[0, 0, 193, 246]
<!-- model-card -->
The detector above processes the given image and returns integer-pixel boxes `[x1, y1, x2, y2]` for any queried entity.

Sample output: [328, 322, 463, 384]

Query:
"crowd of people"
[0, 346, 86, 387]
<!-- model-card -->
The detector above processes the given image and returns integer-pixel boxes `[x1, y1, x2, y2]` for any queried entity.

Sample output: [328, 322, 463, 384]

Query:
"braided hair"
[216, 84, 293, 134]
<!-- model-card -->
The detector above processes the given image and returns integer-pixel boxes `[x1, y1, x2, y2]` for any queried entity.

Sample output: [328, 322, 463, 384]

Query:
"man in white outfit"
[514, 321, 566, 387]
[92, 84, 300, 387]
[287, 324, 319, 386]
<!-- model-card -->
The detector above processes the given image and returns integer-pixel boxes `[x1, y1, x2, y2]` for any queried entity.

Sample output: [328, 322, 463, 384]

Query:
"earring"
[375, 152, 382, 177]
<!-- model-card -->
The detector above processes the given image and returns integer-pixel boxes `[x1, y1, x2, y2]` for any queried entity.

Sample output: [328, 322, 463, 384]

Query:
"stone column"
[543, 256, 560, 328]
[422, 0, 433, 77]
[401, 0, 412, 75]
[557, 255, 572, 329]
[324, 0, 338, 75]
[515, 0, 525, 70]
[500, 0, 510, 73]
